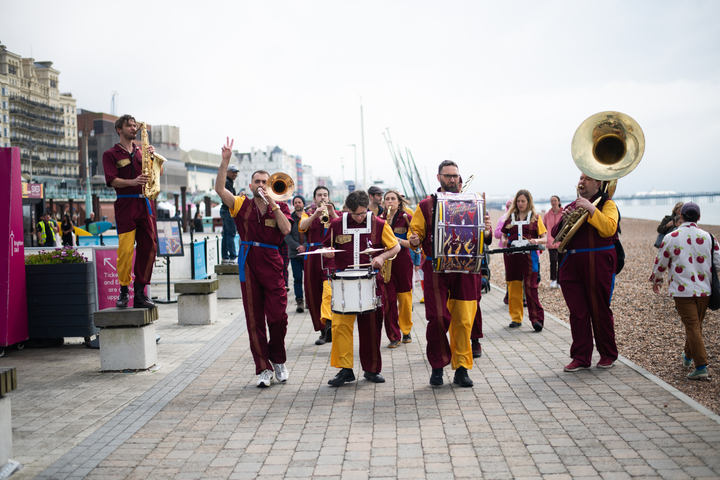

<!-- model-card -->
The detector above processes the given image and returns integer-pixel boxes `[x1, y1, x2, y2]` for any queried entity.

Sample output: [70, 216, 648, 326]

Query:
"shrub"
[25, 247, 88, 265]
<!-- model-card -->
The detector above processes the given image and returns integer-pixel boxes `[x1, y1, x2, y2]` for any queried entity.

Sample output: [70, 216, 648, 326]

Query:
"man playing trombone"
[215, 138, 293, 388]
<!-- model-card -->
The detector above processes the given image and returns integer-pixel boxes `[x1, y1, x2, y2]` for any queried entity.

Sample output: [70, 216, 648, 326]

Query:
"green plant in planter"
[25, 247, 88, 265]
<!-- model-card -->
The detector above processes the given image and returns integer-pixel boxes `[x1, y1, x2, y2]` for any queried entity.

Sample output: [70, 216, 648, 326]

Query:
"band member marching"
[103, 115, 162, 308]
[380, 190, 419, 347]
[299, 187, 339, 346]
[322, 191, 400, 386]
[409, 160, 484, 387]
[501, 189, 547, 331]
[215, 138, 293, 388]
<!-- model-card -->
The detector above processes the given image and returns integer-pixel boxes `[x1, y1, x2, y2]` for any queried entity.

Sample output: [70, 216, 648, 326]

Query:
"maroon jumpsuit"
[502, 217, 545, 326]
[552, 196, 618, 366]
[380, 212, 414, 342]
[102, 144, 157, 287]
[232, 197, 293, 374]
[303, 214, 337, 332]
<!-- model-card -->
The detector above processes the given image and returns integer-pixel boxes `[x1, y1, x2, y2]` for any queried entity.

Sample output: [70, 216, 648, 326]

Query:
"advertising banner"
[94, 247, 136, 310]
[22, 182, 43, 199]
[157, 219, 184, 257]
[0, 147, 29, 346]
[193, 240, 207, 279]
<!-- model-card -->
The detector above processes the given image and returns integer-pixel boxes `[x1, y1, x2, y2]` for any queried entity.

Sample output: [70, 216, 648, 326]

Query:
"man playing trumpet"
[215, 138, 293, 388]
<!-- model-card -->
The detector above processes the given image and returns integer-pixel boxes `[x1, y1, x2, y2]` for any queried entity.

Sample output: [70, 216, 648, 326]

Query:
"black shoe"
[387, 340, 401, 348]
[296, 299, 304, 313]
[402, 334, 412, 343]
[453, 366, 474, 387]
[363, 372, 385, 383]
[328, 368, 355, 386]
[508, 322, 521, 328]
[315, 327, 327, 345]
[430, 368, 443, 386]
[116, 286, 129, 308]
[503, 292, 509, 305]
[472, 339, 482, 358]
[533, 322, 543, 332]
[325, 320, 332, 343]
[133, 285, 155, 308]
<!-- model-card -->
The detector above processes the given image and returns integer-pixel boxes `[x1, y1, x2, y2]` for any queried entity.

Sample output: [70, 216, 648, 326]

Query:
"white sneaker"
[550, 280, 557, 288]
[271, 362, 289, 382]
[257, 369, 274, 388]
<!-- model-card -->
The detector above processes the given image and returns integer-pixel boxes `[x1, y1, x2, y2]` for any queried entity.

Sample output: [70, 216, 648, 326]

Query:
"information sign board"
[157, 219, 184, 257]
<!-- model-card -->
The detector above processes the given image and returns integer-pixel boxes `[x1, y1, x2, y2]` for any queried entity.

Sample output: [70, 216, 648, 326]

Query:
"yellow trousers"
[321, 280, 332, 325]
[508, 280, 524, 324]
[330, 310, 383, 372]
[397, 291, 413, 335]
[445, 299, 475, 370]
[117, 230, 136, 286]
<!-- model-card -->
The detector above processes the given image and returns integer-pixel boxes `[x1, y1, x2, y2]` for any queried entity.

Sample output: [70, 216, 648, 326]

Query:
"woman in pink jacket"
[543, 195, 564, 288]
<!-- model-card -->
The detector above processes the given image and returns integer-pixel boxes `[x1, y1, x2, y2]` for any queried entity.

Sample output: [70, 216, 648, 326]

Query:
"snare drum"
[330, 270, 380, 314]
[432, 192, 485, 273]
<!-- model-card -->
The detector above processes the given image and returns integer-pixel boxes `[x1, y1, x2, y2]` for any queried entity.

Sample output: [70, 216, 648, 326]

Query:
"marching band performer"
[103, 114, 161, 309]
[299, 186, 339, 346]
[215, 138, 293, 388]
[409, 160, 485, 388]
[380, 190, 419, 347]
[322, 191, 400, 386]
[501, 189, 547, 332]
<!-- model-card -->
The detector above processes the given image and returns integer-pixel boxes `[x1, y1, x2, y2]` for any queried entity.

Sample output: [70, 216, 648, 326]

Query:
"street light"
[78, 126, 94, 218]
[348, 144, 357, 191]
[24, 138, 41, 183]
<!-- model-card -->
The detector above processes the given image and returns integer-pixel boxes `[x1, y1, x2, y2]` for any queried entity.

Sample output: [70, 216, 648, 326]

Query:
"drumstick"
[404, 212, 422, 254]
[347, 263, 373, 268]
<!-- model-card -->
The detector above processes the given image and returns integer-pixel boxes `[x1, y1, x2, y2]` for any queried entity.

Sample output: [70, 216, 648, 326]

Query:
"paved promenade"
[7, 285, 720, 479]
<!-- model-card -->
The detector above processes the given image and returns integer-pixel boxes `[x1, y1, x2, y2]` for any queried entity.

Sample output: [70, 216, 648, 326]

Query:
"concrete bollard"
[175, 279, 220, 325]
[215, 264, 242, 299]
[94, 308, 158, 371]
[0, 368, 18, 471]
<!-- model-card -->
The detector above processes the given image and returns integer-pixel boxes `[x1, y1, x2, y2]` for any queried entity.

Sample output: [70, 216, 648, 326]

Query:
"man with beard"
[102, 115, 160, 308]
[552, 173, 619, 372]
[215, 138, 293, 388]
[408, 160, 477, 387]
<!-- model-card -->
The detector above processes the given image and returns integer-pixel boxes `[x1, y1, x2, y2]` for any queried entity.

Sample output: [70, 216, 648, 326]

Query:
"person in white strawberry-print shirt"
[650, 202, 720, 380]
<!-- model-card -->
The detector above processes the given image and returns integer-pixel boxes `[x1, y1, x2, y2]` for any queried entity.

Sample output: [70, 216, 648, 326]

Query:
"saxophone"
[138, 122, 166, 200]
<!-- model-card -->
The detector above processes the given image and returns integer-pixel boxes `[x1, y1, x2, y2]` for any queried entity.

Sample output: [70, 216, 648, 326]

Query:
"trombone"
[257, 172, 294, 205]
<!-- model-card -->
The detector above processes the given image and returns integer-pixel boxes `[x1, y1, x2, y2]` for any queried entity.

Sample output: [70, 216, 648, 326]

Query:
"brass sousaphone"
[556, 111, 645, 253]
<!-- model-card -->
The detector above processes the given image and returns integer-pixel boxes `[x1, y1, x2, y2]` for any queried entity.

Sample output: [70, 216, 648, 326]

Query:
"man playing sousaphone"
[322, 191, 400, 386]
[552, 173, 619, 372]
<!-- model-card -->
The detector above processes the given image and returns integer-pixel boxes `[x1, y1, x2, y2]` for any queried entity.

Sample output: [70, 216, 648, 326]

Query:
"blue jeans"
[290, 257, 304, 301]
[220, 209, 237, 260]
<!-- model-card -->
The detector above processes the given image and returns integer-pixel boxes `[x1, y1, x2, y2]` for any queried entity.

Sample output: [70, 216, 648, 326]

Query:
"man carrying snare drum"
[322, 191, 400, 386]
[409, 160, 489, 387]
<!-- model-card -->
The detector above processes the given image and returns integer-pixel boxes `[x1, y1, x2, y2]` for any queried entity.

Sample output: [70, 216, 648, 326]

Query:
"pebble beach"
[487, 211, 720, 414]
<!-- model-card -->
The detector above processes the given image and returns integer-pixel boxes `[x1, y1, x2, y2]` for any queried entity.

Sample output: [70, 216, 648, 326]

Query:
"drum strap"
[237, 241, 279, 281]
[342, 212, 373, 268]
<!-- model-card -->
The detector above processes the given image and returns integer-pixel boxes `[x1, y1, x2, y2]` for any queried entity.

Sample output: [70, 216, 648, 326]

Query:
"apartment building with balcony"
[0, 42, 79, 186]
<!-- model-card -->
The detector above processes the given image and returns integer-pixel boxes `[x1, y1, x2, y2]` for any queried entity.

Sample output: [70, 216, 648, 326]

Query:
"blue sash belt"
[116, 194, 153, 216]
[559, 244, 614, 270]
[238, 240, 278, 281]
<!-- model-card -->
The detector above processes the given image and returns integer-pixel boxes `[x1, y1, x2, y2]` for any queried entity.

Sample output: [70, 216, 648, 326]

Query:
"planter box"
[26, 262, 98, 339]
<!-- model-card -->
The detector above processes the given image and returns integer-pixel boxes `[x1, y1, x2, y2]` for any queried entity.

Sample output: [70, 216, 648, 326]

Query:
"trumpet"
[257, 172, 294, 205]
[318, 201, 330, 223]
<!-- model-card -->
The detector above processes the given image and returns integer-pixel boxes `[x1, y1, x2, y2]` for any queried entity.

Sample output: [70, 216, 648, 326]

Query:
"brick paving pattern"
[7, 286, 720, 479]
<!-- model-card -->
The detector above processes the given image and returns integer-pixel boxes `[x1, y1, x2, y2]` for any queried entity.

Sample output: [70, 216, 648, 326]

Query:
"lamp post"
[348, 144, 357, 191]
[24, 138, 41, 183]
[78, 125, 94, 219]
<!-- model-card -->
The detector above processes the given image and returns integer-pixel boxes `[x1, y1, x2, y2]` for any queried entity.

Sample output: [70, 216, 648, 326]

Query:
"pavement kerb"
[490, 281, 720, 426]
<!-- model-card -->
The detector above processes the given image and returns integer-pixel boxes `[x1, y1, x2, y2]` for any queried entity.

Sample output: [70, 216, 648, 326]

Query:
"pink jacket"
[543, 209, 563, 249]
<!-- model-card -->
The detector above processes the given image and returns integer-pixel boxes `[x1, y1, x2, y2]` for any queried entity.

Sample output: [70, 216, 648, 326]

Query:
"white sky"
[4, 0, 720, 199]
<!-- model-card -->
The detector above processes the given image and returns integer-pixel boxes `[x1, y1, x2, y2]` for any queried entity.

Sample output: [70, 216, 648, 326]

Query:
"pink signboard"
[0, 147, 29, 347]
[94, 247, 137, 310]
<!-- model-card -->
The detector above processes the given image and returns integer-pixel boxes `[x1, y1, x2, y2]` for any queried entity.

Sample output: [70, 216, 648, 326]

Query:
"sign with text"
[94, 247, 136, 310]
[157, 219, 184, 257]
[193, 240, 207, 279]
[22, 182, 43, 199]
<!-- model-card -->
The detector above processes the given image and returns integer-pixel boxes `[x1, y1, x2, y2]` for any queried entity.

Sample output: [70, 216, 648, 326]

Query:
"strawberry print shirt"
[650, 222, 720, 297]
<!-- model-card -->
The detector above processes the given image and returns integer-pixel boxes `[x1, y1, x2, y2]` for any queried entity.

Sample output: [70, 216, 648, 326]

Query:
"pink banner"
[94, 248, 136, 310]
[0, 147, 29, 346]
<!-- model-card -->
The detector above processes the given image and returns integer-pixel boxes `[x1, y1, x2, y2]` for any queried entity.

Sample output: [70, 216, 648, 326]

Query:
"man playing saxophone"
[102, 114, 161, 308]
[551, 173, 619, 372]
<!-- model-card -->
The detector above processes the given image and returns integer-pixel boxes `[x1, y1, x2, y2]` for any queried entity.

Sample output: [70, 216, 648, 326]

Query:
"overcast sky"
[4, 0, 719, 199]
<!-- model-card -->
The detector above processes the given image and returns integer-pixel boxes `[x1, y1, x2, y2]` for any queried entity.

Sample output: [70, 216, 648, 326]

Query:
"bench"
[214, 264, 242, 299]
[0, 367, 18, 469]
[94, 307, 158, 371]
[175, 279, 219, 325]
